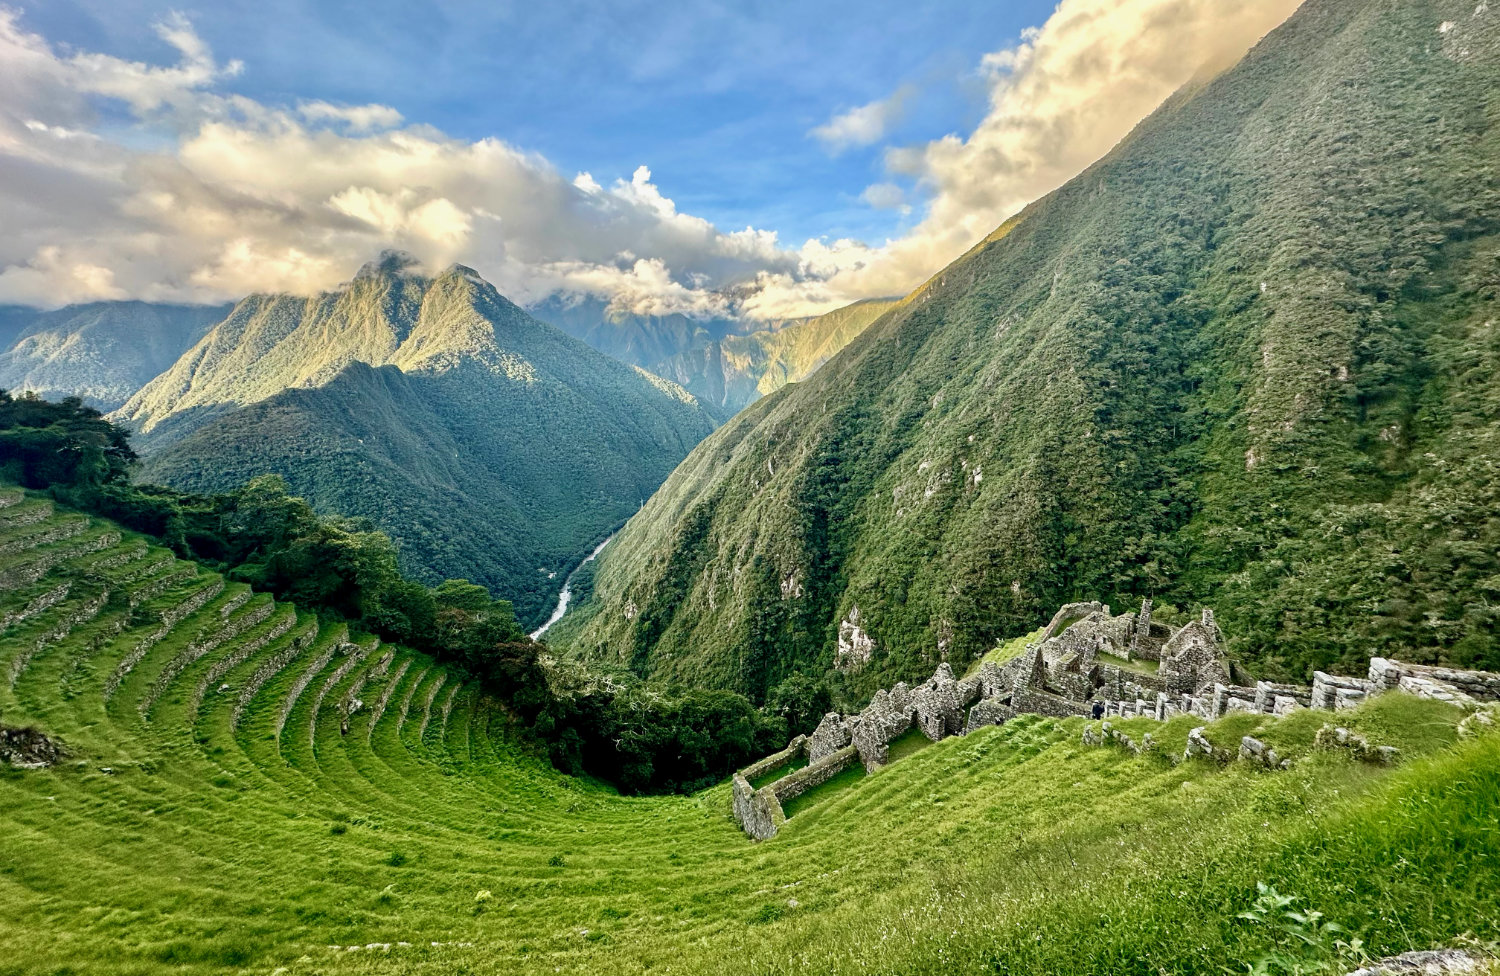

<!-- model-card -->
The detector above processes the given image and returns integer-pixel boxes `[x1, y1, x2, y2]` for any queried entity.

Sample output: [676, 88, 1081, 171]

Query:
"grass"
[749, 754, 808, 790]
[884, 727, 936, 764]
[965, 626, 1045, 677]
[0, 490, 1496, 975]
[780, 762, 869, 820]
[1097, 649, 1161, 675]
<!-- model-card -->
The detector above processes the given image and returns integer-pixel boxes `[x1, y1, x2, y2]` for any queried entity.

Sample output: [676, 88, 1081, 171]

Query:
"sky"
[0, 0, 1305, 318]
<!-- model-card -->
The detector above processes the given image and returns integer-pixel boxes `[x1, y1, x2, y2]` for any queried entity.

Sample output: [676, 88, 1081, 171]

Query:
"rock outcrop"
[0, 724, 65, 768]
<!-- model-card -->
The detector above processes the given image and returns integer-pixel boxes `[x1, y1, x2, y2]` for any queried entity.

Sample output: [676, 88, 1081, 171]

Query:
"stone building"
[731, 599, 1500, 839]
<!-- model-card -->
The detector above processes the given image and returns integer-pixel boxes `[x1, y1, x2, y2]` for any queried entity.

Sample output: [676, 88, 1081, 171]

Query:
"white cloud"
[0, 10, 801, 314]
[297, 100, 404, 131]
[860, 182, 909, 212]
[810, 87, 912, 153]
[0, 2, 1305, 320]
[772, 0, 1306, 313]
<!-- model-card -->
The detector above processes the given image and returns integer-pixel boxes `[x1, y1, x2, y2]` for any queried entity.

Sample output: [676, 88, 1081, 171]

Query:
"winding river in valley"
[530, 533, 615, 640]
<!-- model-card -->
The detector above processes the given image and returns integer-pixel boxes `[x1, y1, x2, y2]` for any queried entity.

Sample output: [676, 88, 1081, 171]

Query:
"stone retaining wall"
[1371, 658, 1500, 702]
[770, 746, 860, 804]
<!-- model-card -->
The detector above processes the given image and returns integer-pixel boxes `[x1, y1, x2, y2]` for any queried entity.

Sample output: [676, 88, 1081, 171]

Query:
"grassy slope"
[561, 0, 1500, 700]
[0, 491, 1496, 975]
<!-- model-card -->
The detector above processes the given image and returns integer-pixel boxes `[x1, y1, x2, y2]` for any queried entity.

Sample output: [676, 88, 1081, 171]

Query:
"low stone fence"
[1311, 671, 1374, 710]
[732, 736, 811, 841]
[741, 735, 808, 783]
[1371, 658, 1500, 704]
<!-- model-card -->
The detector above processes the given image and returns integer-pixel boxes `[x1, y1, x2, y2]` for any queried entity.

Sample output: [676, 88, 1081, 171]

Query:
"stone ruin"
[0, 723, 65, 769]
[732, 598, 1500, 839]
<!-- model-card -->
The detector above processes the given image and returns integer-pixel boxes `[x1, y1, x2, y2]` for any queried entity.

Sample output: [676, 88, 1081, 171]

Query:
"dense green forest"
[118, 258, 715, 627]
[558, 0, 1500, 702]
[0, 391, 792, 792]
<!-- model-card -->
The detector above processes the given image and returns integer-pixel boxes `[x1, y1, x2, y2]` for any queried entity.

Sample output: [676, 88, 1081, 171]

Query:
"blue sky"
[17, 0, 1056, 246]
[0, 0, 1300, 313]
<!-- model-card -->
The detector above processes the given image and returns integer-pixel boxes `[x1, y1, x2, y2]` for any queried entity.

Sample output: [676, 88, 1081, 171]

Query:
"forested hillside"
[532, 297, 896, 418]
[121, 256, 714, 625]
[0, 302, 227, 410]
[559, 0, 1500, 701]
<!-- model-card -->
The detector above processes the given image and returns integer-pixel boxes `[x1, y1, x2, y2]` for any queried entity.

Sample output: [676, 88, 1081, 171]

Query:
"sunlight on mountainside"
[2, 0, 1499, 973]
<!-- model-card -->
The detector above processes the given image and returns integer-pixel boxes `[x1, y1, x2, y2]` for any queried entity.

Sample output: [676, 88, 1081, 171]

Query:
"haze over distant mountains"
[531, 296, 898, 419]
[0, 302, 229, 411]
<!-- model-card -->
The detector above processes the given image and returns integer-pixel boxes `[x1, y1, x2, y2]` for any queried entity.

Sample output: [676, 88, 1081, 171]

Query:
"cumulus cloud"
[0, 10, 799, 312]
[756, 0, 1306, 315]
[860, 182, 909, 212]
[296, 100, 404, 131]
[0, 2, 1303, 319]
[809, 86, 913, 153]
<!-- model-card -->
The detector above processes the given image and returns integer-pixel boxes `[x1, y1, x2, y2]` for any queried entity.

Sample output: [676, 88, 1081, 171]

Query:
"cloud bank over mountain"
[0, 1, 1301, 318]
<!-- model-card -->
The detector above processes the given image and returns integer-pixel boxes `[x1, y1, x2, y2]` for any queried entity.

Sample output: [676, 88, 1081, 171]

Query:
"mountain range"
[0, 302, 229, 410]
[0, 262, 895, 624]
[110, 254, 715, 626]
[554, 0, 1500, 699]
[530, 295, 896, 418]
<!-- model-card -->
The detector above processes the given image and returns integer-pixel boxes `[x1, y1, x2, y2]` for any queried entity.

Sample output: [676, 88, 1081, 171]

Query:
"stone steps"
[232, 621, 344, 732]
[273, 636, 345, 740]
[436, 682, 462, 745]
[0, 526, 120, 590]
[186, 607, 310, 722]
[0, 581, 72, 634]
[0, 512, 86, 557]
[394, 666, 432, 743]
[3, 584, 110, 690]
[364, 657, 413, 746]
[416, 671, 448, 742]
[0, 498, 53, 529]
[307, 638, 379, 750]
[66, 537, 149, 577]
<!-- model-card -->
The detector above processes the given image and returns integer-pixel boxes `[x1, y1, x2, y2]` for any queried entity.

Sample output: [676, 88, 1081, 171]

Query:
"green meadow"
[1, 490, 1496, 975]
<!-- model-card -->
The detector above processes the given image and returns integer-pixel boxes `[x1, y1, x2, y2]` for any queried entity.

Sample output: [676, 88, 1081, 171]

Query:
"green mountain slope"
[124, 256, 714, 626]
[559, 0, 1500, 700]
[715, 299, 899, 412]
[531, 297, 896, 418]
[0, 302, 228, 410]
[1, 489, 1496, 974]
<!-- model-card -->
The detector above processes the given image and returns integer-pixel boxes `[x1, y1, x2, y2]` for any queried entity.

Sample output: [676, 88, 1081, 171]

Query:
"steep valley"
[120, 257, 714, 626]
[557, 0, 1500, 701]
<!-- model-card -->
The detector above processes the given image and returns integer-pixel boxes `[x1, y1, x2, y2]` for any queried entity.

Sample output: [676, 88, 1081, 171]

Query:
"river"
[529, 533, 615, 640]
